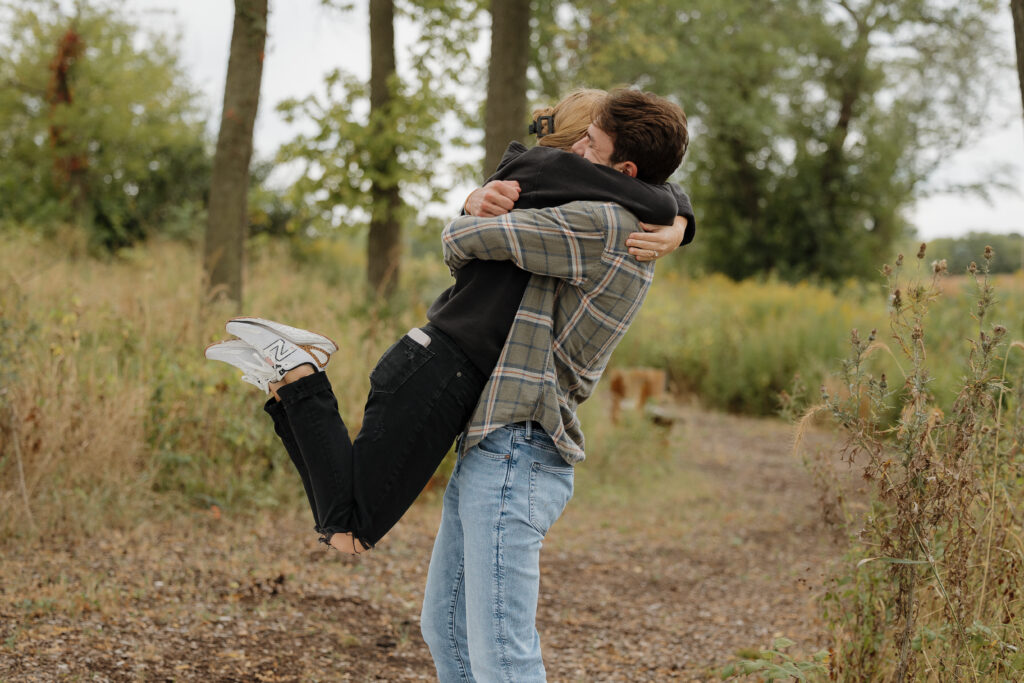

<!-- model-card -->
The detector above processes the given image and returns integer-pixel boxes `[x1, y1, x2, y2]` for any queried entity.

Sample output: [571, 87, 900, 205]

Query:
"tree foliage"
[533, 0, 1007, 281]
[0, 0, 210, 250]
[926, 232, 1024, 275]
[274, 0, 483, 257]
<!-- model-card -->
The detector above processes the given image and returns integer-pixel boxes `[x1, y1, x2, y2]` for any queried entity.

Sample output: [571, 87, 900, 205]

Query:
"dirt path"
[0, 405, 841, 681]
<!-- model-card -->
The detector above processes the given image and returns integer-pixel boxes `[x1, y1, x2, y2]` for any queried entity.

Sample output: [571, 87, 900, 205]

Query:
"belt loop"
[525, 420, 532, 440]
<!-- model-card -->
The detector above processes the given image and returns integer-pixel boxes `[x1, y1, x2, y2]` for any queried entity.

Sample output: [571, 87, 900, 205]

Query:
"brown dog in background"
[607, 367, 668, 423]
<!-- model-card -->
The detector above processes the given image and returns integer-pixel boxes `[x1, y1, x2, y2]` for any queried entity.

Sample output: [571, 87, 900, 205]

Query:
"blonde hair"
[530, 88, 607, 152]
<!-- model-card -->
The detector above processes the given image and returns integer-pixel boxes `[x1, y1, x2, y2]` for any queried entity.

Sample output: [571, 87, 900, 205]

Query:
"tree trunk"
[203, 0, 267, 306]
[483, 0, 531, 176]
[1013, 0, 1024, 131]
[48, 27, 88, 223]
[367, 0, 402, 299]
[820, 29, 867, 219]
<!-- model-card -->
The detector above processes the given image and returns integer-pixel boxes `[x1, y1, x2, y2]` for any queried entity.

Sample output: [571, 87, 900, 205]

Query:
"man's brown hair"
[592, 89, 689, 185]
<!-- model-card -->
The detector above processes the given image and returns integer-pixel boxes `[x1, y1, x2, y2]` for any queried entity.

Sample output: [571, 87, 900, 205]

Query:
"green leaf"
[771, 637, 796, 650]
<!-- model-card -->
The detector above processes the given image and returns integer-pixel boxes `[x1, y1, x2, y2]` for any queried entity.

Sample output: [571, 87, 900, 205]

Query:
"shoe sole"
[204, 339, 274, 393]
[226, 318, 335, 369]
[204, 337, 254, 358]
[205, 338, 276, 374]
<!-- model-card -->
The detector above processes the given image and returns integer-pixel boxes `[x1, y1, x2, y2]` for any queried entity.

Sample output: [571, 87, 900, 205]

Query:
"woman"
[206, 89, 694, 554]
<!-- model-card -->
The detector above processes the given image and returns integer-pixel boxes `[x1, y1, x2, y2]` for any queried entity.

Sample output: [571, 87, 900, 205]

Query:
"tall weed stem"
[812, 247, 1023, 680]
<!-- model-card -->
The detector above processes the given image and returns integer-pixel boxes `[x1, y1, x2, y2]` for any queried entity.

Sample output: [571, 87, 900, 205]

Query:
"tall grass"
[0, 230, 677, 543]
[797, 247, 1024, 680]
[3, 231, 1022, 551]
[0, 232, 431, 540]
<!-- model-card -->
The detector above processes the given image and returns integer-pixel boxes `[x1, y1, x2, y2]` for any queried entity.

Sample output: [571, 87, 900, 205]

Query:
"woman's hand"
[626, 215, 688, 262]
[464, 180, 521, 217]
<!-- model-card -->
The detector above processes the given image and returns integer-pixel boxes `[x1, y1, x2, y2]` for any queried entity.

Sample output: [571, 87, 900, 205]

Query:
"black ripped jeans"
[265, 323, 487, 549]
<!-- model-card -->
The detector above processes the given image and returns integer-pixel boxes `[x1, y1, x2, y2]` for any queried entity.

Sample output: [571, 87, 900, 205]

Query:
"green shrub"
[619, 268, 1024, 417]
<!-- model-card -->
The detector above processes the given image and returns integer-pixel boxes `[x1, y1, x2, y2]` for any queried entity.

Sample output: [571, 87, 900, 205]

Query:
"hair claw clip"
[528, 115, 555, 138]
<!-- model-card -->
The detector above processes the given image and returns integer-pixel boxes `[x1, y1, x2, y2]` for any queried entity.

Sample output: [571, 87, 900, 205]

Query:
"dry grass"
[0, 229, 688, 543]
[802, 252, 1024, 680]
[0, 233, 428, 541]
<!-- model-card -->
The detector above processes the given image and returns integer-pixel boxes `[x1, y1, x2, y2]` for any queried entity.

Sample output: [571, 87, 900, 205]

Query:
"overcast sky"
[133, 0, 1024, 240]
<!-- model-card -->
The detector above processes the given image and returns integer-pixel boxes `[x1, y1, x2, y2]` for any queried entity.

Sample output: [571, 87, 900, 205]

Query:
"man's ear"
[614, 161, 638, 178]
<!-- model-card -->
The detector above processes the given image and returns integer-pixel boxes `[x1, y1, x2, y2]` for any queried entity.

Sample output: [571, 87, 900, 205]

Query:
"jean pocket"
[473, 429, 511, 461]
[369, 336, 435, 394]
[528, 461, 573, 535]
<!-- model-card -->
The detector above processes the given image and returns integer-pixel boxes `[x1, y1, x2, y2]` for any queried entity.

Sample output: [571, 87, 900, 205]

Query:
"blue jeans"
[420, 422, 574, 682]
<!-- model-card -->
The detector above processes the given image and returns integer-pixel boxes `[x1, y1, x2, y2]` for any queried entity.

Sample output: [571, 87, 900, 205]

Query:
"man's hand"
[464, 180, 521, 217]
[626, 215, 688, 262]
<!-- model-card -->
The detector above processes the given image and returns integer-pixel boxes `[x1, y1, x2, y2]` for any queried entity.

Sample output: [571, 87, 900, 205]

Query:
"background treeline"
[927, 231, 1024, 274]
[0, 0, 1017, 281]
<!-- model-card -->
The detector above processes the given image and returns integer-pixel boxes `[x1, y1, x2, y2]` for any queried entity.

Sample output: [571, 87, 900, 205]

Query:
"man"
[419, 89, 689, 682]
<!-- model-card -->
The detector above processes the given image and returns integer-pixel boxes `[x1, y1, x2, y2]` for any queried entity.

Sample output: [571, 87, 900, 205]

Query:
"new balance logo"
[263, 339, 296, 363]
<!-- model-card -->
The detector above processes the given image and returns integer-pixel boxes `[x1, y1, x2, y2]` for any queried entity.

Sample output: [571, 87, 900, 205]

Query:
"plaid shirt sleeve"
[441, 203, 624, 285]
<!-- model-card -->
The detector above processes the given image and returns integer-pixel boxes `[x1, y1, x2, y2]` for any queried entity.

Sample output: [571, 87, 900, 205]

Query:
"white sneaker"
[226, 317, 335, 380]
[205, 339, 277, 393]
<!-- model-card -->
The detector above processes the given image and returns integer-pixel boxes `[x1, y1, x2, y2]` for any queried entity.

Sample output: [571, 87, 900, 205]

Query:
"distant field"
[935, 272, 1024, 295]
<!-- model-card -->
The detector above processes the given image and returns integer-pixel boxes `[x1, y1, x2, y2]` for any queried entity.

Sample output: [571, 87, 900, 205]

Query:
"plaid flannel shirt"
[442, 200, 655, 465]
